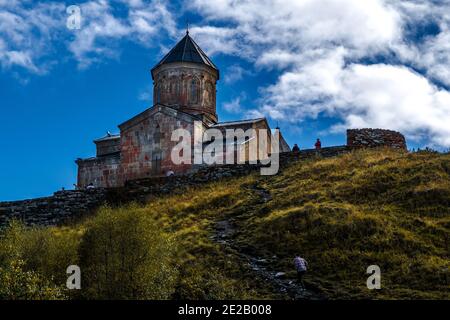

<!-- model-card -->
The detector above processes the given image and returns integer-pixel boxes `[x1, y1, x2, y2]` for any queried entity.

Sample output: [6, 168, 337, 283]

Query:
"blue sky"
[1, 0, 450, 201]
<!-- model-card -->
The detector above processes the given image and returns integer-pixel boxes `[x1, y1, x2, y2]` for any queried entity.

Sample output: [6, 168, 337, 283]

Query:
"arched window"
[169, 77, 176, 94]
[152, 125, 162, 175]
[190, 78, 199, 104]
[205, 81, 214, 105]
[168, 77, 178, 105]
[175, 81, 180, 97]
[154, 125, 161, 147]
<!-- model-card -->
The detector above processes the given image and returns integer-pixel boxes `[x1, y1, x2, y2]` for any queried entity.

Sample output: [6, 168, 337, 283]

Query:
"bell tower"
[151, 31, 220, 124]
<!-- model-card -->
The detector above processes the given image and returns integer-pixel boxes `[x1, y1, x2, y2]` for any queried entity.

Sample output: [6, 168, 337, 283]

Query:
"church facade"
[76, 32, 291, 188]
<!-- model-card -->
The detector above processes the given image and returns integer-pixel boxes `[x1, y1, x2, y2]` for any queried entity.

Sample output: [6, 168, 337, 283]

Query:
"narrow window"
[156, 85, 161, 104]
[176, 81, 180, 96]
[190, 79, 198, 103]
[154, 125, 161, 147]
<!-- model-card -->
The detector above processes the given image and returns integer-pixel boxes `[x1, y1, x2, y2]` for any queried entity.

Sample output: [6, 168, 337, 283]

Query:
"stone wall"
[152, 62, 218, 123]
[116, 146, 353, 202]
[347, 129, 407, 150]
[0, 189, 107, 228]
[95, 136, 120, 157]
[118, 106, 199, 186]
[0, 146, 352, 228]
[76, 153, 121, 189]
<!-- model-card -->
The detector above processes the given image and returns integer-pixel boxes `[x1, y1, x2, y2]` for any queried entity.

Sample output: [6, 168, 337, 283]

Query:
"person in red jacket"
[315, 138, 322, 150]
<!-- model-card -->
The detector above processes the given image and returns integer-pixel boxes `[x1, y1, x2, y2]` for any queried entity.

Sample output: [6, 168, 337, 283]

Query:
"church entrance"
[152, 153, 162, 175]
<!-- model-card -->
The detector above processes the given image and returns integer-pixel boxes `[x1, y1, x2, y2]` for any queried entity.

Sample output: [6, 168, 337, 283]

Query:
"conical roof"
[152, 32, 219, 79]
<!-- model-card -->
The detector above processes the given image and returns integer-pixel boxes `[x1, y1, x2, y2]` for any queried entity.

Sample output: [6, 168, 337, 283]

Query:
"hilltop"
[1, 148, 449, 299]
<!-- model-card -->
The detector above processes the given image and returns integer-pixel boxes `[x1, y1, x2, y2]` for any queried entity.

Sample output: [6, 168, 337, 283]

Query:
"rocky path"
[211, 183, 325, 300]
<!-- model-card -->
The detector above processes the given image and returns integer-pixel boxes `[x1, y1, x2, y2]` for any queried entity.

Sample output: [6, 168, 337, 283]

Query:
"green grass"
[231, 148, 450, 299]
[1, 148, 449, 299]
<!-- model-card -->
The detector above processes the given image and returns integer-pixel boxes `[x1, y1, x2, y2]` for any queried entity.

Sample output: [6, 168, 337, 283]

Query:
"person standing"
[294, 255, 308, 289]
[315, 138, 322, 150]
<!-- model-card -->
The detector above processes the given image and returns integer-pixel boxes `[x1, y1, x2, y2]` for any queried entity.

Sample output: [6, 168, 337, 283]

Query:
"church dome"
[151, 31, 219, 80]
[151, 32, 219, 123]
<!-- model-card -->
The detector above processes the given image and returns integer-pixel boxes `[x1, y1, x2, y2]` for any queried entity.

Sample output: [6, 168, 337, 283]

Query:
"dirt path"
[211, 183, 325, 300]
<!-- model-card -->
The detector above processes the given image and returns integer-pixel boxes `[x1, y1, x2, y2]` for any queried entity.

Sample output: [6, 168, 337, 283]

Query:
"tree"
[0, 221, 67, 300]
[78, 205, 178, 299]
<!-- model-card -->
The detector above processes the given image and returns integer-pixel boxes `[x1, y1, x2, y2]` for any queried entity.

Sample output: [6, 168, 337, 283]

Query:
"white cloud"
[69, 0, 178, 68]
[2, 51, 39, 72]
[0, 1, 65, 73]
[223, 97, 241, 113]
[224, 64, 251, 84]
[190, 0, 450, 147]
[416, 27, 450, 87]
[190, 0, 402, 59]
[2, 0, 450, 147]
[188, 25, 241, 56]
[340, 64, 450, 147]
[389, 1, 450, 87]
[68, 0, 130, 68]
[262, 60, 450, 146]
[0, 0, 177, 71]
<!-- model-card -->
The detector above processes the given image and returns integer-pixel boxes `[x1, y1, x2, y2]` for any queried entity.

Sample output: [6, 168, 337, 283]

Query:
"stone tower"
[151, 31, 220, 124]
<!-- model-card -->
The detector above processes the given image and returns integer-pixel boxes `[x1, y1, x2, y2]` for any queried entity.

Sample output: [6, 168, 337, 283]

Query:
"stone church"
[76, 31, 291, 188]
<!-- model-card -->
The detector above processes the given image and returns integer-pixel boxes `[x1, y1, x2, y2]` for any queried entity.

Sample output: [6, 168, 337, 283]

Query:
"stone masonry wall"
[113, 146, 352, 202]
[0, 189, 108, 228]
[153, 62, 218, 122]
[0, 146, 352, 228]
[76, 154, 121, 189]
[118, 108, 197, 186]
[347, 129, 407, 150]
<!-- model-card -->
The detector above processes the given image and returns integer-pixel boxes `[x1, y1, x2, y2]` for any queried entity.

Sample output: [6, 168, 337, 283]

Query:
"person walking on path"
[294, 255, 308, 289]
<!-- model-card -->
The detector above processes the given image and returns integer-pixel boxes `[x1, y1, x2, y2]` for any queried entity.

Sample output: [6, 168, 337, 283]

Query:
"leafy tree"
[78, 205, 178, 299]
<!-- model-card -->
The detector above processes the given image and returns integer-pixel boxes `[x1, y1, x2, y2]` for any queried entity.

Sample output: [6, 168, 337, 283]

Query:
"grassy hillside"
[1, 148, 449, 299]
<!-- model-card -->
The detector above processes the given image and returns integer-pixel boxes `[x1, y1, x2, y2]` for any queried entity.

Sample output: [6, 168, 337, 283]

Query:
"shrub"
[0, 221, 68, 300]
[78, 204, 178, 299]
[0, 259, 66, 300]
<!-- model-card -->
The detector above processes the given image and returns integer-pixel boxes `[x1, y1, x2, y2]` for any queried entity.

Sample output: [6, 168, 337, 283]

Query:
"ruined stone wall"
[0, 189, 107, 227]
[347, 129, 407, 150]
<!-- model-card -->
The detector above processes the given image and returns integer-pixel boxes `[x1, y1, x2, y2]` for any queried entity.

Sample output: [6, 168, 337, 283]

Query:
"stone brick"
[0, 189, 108, 228]
[347, 129, 407, 150]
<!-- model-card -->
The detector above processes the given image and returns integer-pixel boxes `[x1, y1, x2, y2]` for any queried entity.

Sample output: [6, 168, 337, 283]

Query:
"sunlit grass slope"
[136, 148, 450, 299]
[1, 148, 449, 299]
[232, 148, 450, 299]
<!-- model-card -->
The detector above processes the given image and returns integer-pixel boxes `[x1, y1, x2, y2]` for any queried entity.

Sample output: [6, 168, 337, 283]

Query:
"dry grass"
[3, 148, 449, 299]
[232, 148, 450, 299]
[123, 148, 449, 299]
